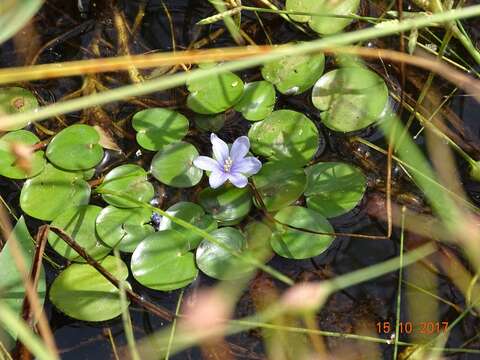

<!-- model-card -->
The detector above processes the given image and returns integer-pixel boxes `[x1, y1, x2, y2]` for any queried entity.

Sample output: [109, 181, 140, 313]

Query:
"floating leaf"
[49, 256, 130, 322]
[196, 227, 248, 280]
[0, 217, 46, 349]
[20, 164, 91, 221]
[286, 0, 360, 35]
[0, 0, 43, 45]
[0, 130, 45, 179]
[198, 185, 252, 225]
[150, 141, 203, 188]
[131, 230, 198, 291]
[233, 81, 276, 121]
[48, 205, 111, 262]
[194, 113, 226, 132]
[271, 206, 334, 259]
[159, 202, 217, 250]
[0, 87, 38, 130]
[46, 124, 104, 171]
[132, 108, 189, 151]
[305, 162, 366, 217]
[248, 110, 320, 166]
[261, 52, 324, 95]
[99, 164, 154, 208]
[252, 162, 306, 211]
[312, 67, 389, 132]
[96, 206, 155, 253]
[244, 221, 274, 262]
[187, 67, 244, 114]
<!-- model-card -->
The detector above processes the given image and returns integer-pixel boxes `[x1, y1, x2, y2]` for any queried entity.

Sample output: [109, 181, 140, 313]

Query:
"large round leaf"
[49, 256, 129, 322]
[99, 164, 154, 208]
[159, 202, 217, 250]
[150, 141, 203, 188]
[233, 81, 276, 121]
[0, 130, 45, 179]
[252, 162, 306, 211]
[48, 205, 111, 262]
[187, 67, 244, 114]
[0, 87, 38, 130]
[96, 206, 155, 253]
[305, 162, 366, 217]
[46, 124, 104, 171]
[198, 185, 252, 225]
[132, 108, 189, 151]
[286, 0, 360, 35]
[312, 67, 389, 132]
[20, 164, 91, 221]
[196, 227, 248, 280]
[271, 206, 334, 259]
[248, 110, 320, 166]
[261, 52, 324, 95]
[131, 230, 198, 291]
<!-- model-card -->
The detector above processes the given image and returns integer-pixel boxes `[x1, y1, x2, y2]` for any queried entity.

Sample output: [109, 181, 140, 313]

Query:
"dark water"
[1, 0, 480, 359]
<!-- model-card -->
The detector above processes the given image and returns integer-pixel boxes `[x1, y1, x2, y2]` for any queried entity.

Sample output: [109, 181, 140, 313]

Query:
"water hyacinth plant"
[193, 133, 262, 188]
[0, 1, 480, 360]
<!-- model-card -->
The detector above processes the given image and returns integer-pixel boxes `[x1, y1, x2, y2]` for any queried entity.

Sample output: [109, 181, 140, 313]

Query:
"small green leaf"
[233, 81, 276, 121]
[96, 206, 155, 253]
[131, 230, 198, 291]
[196, 227, 248, 280]
[198, 185, 252, 225]
[0, 87, 38, 130]
[46, 124, 104, 171]
[0, 130, 45, 179]
[20, 164, 91, 221]
[99, 164, 154, 208]
[187, 67, 244, 114]
[159, 202, 217, 250]
[248, 110, 320, 166]
[271, 206, 334, 259]
[132, 108, 189, 151]
[312, 67, 389, 132]
[49, 256, 130, 322]
[48, 205, 111, 262]
[150, 141, 203, 188]
[305, 162, 366, 217]
[261, 52, 325, 95]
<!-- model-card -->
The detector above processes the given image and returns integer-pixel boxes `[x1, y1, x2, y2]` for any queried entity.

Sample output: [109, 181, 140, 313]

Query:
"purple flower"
[193, 133, 262, 189]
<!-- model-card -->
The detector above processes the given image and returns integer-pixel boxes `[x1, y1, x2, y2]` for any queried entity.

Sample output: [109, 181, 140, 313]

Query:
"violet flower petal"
[193, 156, 221, 172]
[230, 136, 250, 162]
[211, 133, 229, 164]
[209, 170, 228, 188]
[231, 156, 262, 176]
[228, 173, 248, 188]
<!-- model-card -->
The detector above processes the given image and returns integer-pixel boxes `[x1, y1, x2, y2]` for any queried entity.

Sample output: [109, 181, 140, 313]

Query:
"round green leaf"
[198, 185, 252, 225]
[271, 206, 334, 259]
[150, 141, 203, 188]
[244, 221, 273, 262]
[0, 87, 38, 130]
[233, 81, 276, 121]
[248, 110, 320, 166]
[312, 67, 389, 132]
[131, 230, 198, 291]
[261, 52, 324, 95]
[20, 164, 91, 221]
[0, 130, 45, 179]
[286, 0, 360, 35]
[305, 162, 366, 217]
[132, 108, 189, 151]
[196, 227, 248, 280]
[187, 68, 244, 114]
[253, 162, 306, 211]
[194, 113, 226, 132]
[96, 206, 155, 253]
[48, 205, 111, 262]
[99, 164, 154, 208]
[46, 124, 104, 170]
[159, 202, 217, 250]
[49, 256, 129, 322]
